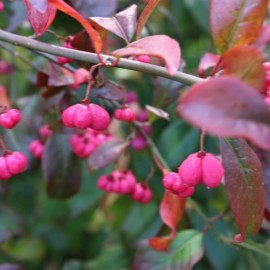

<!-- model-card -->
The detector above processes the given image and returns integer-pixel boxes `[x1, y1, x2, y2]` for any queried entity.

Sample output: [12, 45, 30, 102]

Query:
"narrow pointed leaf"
[220, 138, 265, 239]
[136, 0, 160, 39]
[222, 46, 265, 90]
[42, 134, 82, 199]
[149, 190, 185, 251]
[112, 35, 181, 75]
[178, 76, 270, 150]
[134, 230, 204, 270]
[145, 105, 170, 121]
[89, 4, 137, 43]
[49, 0, 103, 52]
[210, 0, 268, 53]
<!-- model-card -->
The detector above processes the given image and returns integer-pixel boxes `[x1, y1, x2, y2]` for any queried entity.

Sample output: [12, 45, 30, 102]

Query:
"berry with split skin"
[114, 106, 136, 122]
[0, 108, 21, 129]
[29, 139, 44, 159]
[89, 103, 110, 131]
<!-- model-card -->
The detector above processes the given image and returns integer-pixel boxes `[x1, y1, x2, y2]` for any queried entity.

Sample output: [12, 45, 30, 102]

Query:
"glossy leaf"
[112, 35, 181, 75]
[136, 0, 160, 39]
[149, 190, 185, 251]
[71, 30, 95, 53]
[145, 105, 170, 121]
[87, 139, 129, 171]
[198, 52, 220, 78]
[89, 5, 137, 43]
[220, 138, 265, 239]
[134, 230, 204, 270]
[210, 0, 268, 53]
[178, 76, 270, 150]
[222, 46, 265, 90]
[49, 0, 103, 52]
[42, 134, 82, 199]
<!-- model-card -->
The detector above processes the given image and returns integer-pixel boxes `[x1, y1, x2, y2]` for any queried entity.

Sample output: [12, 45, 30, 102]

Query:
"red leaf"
[49, 0, 103, 52]
[22, 0, 50, 35]
[178, 76, 270, 150]
[47, 63, 74, 87]
[198, 52, 220, 78]
[149, 190, 185, 251]
[210, 0, 268, 53]
[112, 35, 181, 75]
[222, 46, 265, 90]
[136, 0, 160, 39]
[220, 138, 265, 239]
[0, 85, 10, 107]
[90, 5, 137, 43]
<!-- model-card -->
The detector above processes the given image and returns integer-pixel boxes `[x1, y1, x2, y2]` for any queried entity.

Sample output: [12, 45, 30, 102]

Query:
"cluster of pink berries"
[57, 37, 74, 65]
[97, 170, 152, 204]
[29, 124, 52, 159]
[114, 105, 136, 122]
[0, 108, 21, 129]
[163, 152, 224, 198]
[62, 103, 110, 131]
[70, 128, 114, 158]
[0, 152, 27, 181]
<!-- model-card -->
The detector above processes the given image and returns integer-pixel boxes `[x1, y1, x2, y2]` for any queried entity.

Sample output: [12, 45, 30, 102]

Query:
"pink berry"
[120, 171, 136, 194]
[57, 56, 72, 65]
[0, 1, 4, 12]
[131, 183, 152, 204]
[178, 153, 203, 186]
[130, 135, 147, 151]
[29, 140, 44, 159]
[74, 68, 89, 84]
[97, 175, 109, 190]
[114, 107, 136, 122]
[136, 110, 149, 122]
[137, 55, 150, 63]
[89, 104, 110, 131]
[0, 157, 12, 180]
[39, 124, 52, 138]
[178, 186, 195, 198]
[0, 109, 21, 129]
[201, 153, 224, 188]
[5, 152, 27, 175]
[162, 172, 187, 193]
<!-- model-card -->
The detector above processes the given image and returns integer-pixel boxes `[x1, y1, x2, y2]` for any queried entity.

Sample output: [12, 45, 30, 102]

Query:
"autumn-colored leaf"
[87, 139, 129, 171]
[222, 46, 265, 90]
[220, 138, 265, 239]
[49, 0, 103, 52]
[42, 134, 82, 199]
[149, 190, 185, 251]
[210, 0, 268, 53]
[112, 35, 181, 75]
[198, 52, 220, 78]
[0, 85, 10, 107]
[89, 4, 137, 43]
[178, 76, 270, 150]
[136, 0, 160, 39]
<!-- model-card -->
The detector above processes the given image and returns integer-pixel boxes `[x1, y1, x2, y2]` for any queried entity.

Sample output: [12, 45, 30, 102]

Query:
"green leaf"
[133, 230, 204, 270]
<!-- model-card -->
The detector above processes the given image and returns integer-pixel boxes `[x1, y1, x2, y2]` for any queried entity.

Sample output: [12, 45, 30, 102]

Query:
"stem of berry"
[0, 136, 8, 154]
[199, 129, 206, 153]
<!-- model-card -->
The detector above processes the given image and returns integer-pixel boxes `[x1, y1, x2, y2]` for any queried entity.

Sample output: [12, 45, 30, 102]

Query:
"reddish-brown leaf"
[178, 76, 270, 150]
[49, 0, 103, 52]
[112, 35, 181, 75]
[149, 190, 185, 251]
[89, 5, 137, 44]
[222, 46, 265, 90]
[22, 0, 50, 35]
[220, 138, 265, 239]
[198, 52, 220, 78]
[136, 0, 160, 39]
[0, 85, 10, 107]
[210, 0, 268, 53]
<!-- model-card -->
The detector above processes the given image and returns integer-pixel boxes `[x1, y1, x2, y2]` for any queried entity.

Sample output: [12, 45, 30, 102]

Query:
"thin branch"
[0, 29, 203, 86]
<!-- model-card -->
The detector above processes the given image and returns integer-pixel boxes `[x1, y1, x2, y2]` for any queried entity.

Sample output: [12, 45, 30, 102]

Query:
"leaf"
[71, 30, 95, 53]
[198, 52, 220, 78]
[87, 139, 129, 171]
[112, 35, 181, 75]
[69, 0, 117, 18]
[49, 0, 103, 52]
[178, 76, 270, 150]
[210, 0, 268, 53]
[42, 134, 82, 199]
[0, 85, 10, 107]
[22, 0, 50, 35]
[149, 190, 185, 251]
[89, 4, 137, 43]
[222, 46, 265, 90]
[133, 230, 204, 270]
[93, 81, 125, 101]
[220, 138, 265, 239]
[145, 104, 170, 121]
[136, 0, 160, 39]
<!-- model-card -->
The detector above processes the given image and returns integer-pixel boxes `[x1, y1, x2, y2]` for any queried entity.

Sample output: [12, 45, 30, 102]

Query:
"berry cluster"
[62, 103, 110, 131]
[114, 106, 136, 122]
[163, 152, 224, 198]
[70, 128, 114, 158]
[0, 108, 21, 129]
[0, 152, 27, 181]
[29, 124, 52, 159]
[97, 170, 152, 204]
[57, 37, 74, 65]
